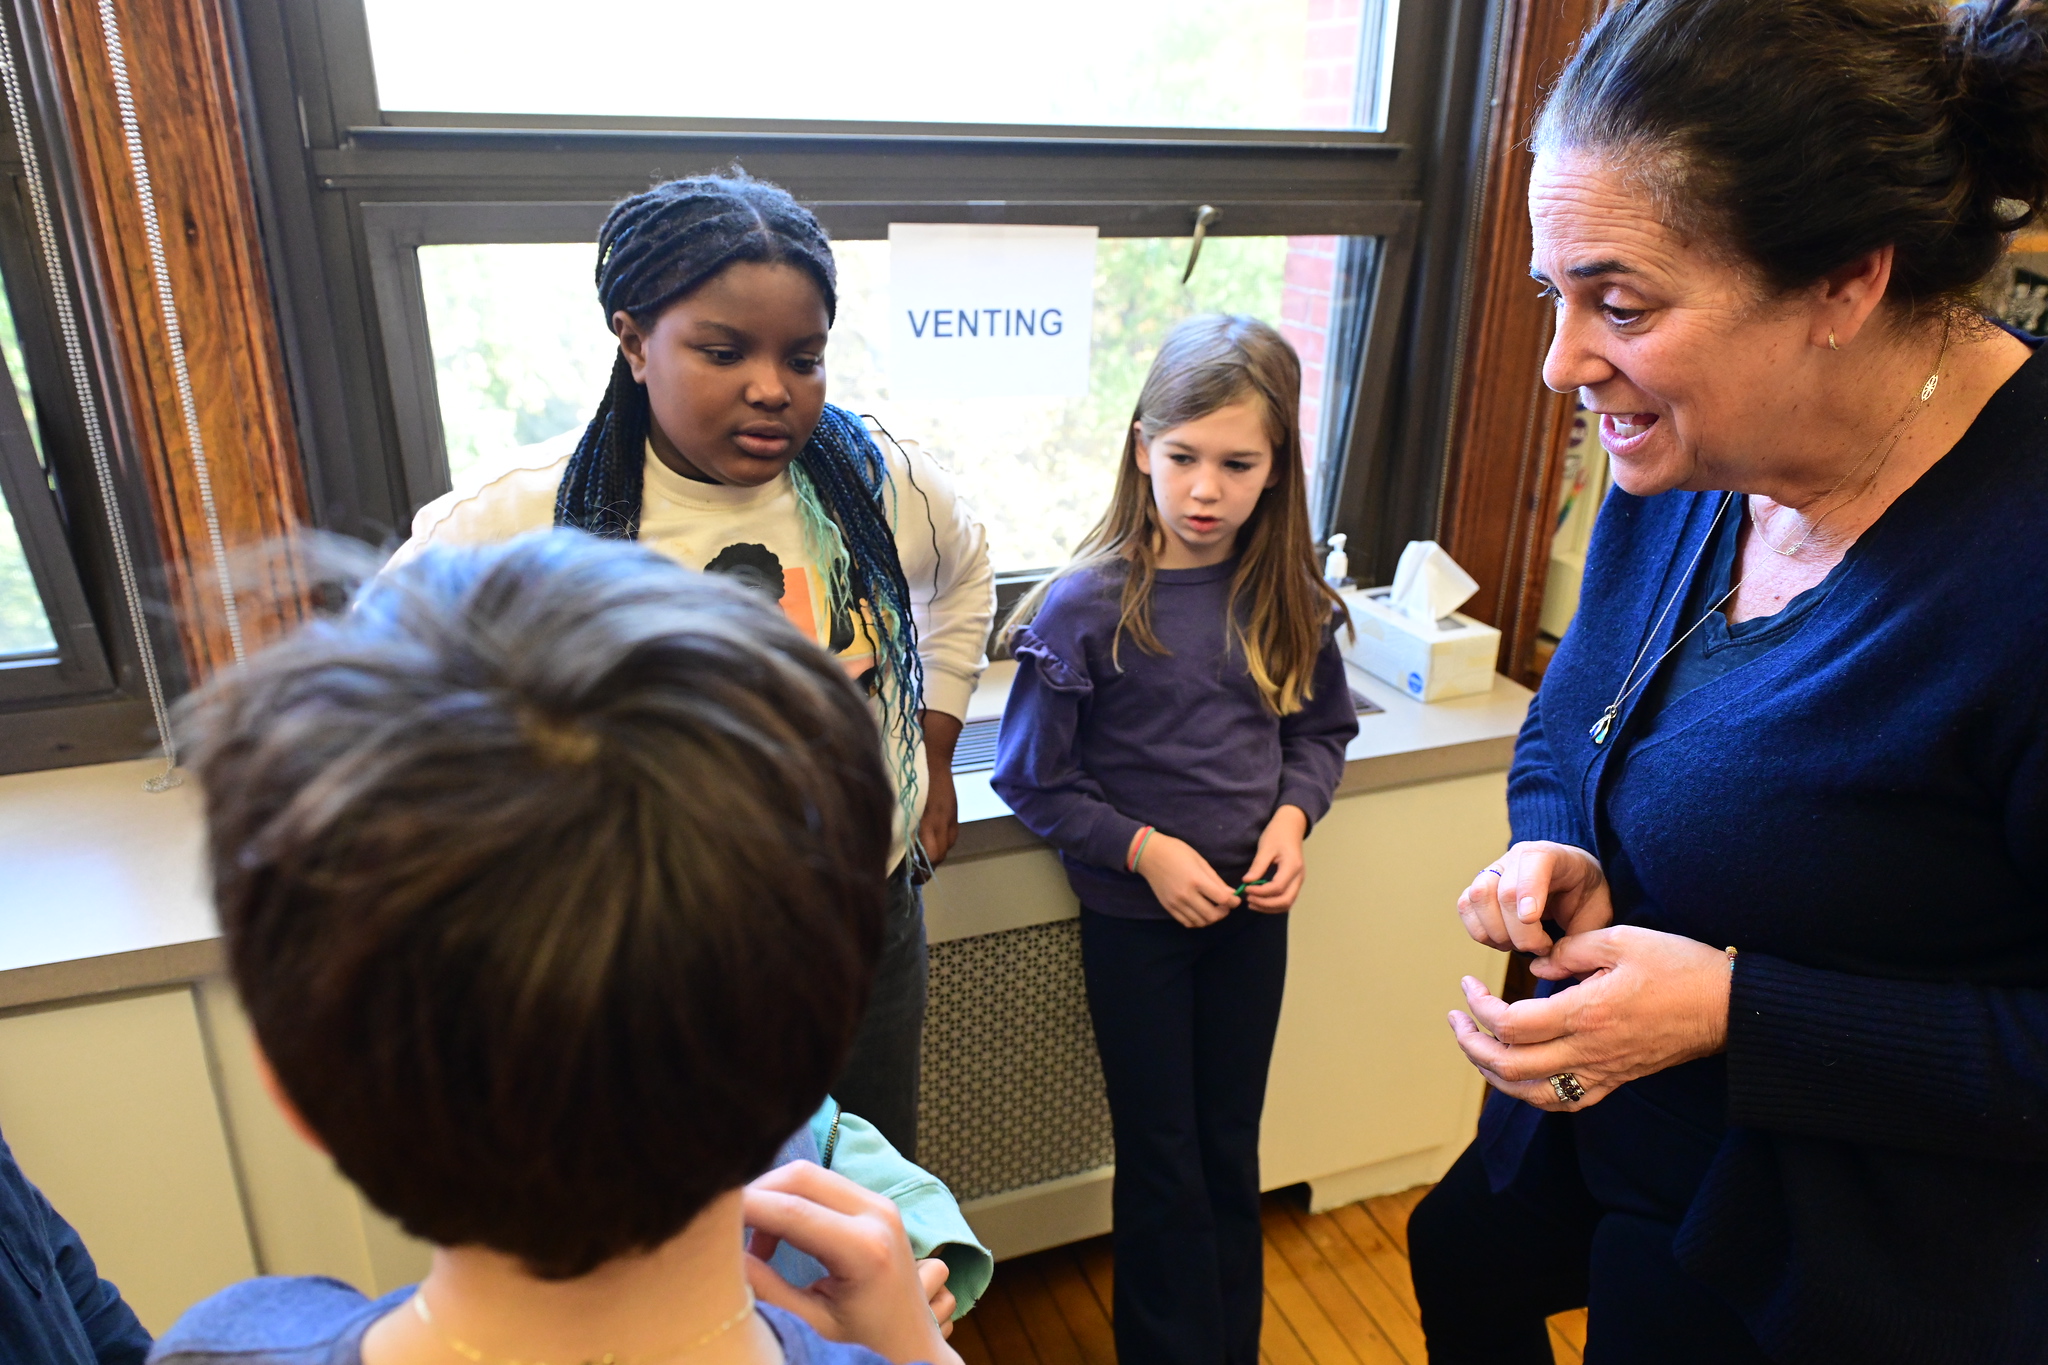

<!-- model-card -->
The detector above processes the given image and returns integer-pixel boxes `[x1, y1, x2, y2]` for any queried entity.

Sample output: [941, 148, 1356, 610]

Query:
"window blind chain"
[0, 4, 181, 790]
[98, 0, 246, 671]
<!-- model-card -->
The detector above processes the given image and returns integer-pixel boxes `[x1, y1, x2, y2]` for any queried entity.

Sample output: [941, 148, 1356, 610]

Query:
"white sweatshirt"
[392, 425, 996, 864]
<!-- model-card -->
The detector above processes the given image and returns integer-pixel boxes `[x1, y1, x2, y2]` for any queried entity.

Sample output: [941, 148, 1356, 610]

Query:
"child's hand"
[918, 1258, 956, 1336]
[1134, 830, 1240, 927]
[742, 1161, 964, 1365]
[1242, 805, 1310, 914]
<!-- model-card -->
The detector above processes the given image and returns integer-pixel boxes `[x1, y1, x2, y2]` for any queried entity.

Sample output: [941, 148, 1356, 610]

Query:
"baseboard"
[960, 1144, 1459, 1260]
[1305, 1144, 1459, 1213]
[960, 1165, 1115, 1261]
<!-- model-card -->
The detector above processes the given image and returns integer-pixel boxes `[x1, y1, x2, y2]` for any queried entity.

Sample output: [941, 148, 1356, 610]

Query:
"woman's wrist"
[1702, 942, 1735, 1054]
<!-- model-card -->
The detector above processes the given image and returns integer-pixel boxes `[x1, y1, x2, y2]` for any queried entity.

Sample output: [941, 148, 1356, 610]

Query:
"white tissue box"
[1340, 587, 1502, 702]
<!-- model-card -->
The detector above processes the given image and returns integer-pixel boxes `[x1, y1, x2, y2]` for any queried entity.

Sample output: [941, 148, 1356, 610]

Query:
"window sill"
[0, 667, 1531, 1013]
[949, 661, 1531, 859]
[0, 695, 161, 776]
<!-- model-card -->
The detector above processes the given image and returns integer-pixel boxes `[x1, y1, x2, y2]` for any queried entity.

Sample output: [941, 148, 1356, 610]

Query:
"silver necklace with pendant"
[1590, 327, 1949, 747]
[1588, 492, 1745, 746]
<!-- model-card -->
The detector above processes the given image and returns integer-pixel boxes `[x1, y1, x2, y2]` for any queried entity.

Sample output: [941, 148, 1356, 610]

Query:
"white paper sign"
[887, 224, 1097, 400]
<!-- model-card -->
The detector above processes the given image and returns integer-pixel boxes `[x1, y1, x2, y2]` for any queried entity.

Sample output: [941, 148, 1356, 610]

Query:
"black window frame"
[0, 0, 179, 774]
[235, 0, 1503, 589]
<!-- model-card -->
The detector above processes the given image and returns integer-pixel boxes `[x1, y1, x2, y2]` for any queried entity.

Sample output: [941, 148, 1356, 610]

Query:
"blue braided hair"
[555, 173, 927, 844]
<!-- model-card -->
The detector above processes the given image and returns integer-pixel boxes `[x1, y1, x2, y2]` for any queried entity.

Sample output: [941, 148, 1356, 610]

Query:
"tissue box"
[1340, 587, 1501, 702]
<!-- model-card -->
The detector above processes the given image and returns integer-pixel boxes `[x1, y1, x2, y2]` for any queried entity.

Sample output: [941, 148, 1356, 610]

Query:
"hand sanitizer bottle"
[1323, 533, 1352, 588]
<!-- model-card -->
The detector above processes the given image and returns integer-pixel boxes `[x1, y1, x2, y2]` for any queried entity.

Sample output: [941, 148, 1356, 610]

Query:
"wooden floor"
[952, 1185, 1589, 1365]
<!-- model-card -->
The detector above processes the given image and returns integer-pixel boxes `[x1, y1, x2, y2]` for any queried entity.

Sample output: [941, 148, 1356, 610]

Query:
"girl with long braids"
[395, 173, 995, 1156]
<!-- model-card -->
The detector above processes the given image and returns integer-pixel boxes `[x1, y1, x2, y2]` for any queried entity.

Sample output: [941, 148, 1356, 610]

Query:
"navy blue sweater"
[1505, 345, 2048, 1362]
[992, 559, 1357, 918]
[0, 1129, 149, 1365]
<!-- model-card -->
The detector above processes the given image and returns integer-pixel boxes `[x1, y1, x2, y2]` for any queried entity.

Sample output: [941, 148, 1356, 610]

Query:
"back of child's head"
[1010, 314, 1345, 713]
[181, 530, 892, 1279]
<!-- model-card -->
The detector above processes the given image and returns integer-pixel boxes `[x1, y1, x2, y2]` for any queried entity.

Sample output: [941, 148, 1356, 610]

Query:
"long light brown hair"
[1007, 314, 1348, 715]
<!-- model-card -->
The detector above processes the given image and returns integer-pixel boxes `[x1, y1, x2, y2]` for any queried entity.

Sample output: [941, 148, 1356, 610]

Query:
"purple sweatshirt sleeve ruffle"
[1008, 626, 1091, 695]
[992, 626, 1147, 874]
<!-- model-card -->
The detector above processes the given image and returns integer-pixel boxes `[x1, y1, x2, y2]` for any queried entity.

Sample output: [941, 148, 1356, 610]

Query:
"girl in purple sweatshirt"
[993, 315, 1357, 1365]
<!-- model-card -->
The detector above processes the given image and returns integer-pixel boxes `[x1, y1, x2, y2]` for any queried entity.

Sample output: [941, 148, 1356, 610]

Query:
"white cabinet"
[0, 988, 256, 1335]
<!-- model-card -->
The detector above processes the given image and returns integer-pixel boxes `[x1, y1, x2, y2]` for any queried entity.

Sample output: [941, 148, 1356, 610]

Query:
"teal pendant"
[1589, 707, 1617, 746]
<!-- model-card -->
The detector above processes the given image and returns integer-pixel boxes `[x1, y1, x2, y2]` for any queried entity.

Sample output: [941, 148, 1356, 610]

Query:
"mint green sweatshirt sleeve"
[808, 1099, 994, 1319]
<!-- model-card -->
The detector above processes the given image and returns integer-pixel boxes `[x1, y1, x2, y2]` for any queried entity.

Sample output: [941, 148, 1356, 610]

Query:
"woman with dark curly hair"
[1407, 2, 2048, 1362]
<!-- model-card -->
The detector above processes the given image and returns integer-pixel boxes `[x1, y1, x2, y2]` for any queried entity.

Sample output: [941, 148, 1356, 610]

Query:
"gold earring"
[1828, 332, 1840, 351]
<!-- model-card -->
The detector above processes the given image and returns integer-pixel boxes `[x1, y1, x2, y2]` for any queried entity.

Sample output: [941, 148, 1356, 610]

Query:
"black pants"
[1408, 1076, 1774, 1365]
[1081, 906, 1289, 1365]
[832, 866, 927, 1158]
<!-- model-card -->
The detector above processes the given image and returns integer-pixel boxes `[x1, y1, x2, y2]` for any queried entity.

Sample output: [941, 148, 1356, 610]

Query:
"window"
[0, 280, 58, 659]
[362, 0, 1401, 132]
[415, 233, 1373, 573]
[0, 268, 123, 706]
[1534, 404, 1606, 676]
[241, 0, 1490, 588]
[0, 45, 140, 748]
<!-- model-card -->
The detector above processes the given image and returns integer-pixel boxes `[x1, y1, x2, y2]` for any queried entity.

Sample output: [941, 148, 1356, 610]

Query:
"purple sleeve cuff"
[1276, 777, 1335, 828]
[1080, 809, 1148, 874]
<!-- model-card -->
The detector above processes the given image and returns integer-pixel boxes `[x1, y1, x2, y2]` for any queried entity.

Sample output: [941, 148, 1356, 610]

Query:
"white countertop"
[954, 663, 1532, 846]
[0, 670, 1530, 1007]
[0, 759, 221, 1007]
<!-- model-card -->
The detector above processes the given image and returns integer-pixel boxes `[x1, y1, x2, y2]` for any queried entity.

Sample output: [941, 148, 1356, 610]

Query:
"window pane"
[417, 244, 617, 488]
[1535, 405, 1605, 675]
[0, 273, 53, 657]
[418, 234, 1369, 572]
[367, 0, 1398, 131]
[0, 282, 41, 467]
[830, 236, 1362, 570]
[0, 494, 55, 657]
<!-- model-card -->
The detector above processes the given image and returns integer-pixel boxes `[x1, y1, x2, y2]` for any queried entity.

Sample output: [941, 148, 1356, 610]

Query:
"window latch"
[1181, 205, 1220, 285]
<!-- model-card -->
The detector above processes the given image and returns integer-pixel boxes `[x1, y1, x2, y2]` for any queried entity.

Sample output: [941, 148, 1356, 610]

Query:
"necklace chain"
[1589, 493, 1744, 745]
[410, 1288, 756, 1365]
[1749, 321, 1951, 558]
[1591, 323, 1953, 746]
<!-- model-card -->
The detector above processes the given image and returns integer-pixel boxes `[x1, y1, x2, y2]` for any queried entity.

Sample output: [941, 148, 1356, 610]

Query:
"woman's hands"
[1446, 926, 1732, 1111]
[1456, 841, 1613, 954]
[743, 1161, 964, 1365]
[1242, 805, 1310, 913]
[1132, 829, 1240, 928]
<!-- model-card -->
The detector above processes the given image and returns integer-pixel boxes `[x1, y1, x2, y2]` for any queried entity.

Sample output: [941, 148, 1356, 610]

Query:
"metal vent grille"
[918, 919, 1113, 1201]
[950, 717, 1002, 774]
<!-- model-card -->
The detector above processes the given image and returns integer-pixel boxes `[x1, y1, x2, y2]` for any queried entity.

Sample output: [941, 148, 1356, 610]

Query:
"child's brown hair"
[1007, 314, 1348, 714]
[180, 531, 892, 1279]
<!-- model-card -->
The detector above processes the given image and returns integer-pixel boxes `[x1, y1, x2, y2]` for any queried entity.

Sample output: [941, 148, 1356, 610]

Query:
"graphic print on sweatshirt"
[703, 541, 878, 695]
